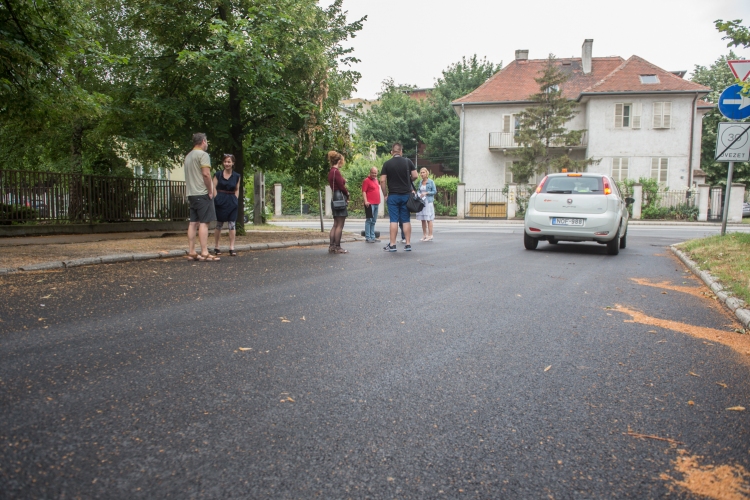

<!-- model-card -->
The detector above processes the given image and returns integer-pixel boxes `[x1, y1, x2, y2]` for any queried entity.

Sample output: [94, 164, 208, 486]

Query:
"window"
[639, 75, 660, 84]
[615, 103, 641, 129]
[611, 157, 629, 181]
[502, 114, 519, 135]
[653, 102, 672, 128]
[504, 161, 514, 184]
[651, 158, 668, 184]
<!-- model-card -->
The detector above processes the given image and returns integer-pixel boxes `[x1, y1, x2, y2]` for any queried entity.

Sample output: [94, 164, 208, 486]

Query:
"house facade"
[452, 40, 712, 191]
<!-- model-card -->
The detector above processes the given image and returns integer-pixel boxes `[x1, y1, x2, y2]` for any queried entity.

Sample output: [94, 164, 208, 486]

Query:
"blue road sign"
[718, 84, 750, 120]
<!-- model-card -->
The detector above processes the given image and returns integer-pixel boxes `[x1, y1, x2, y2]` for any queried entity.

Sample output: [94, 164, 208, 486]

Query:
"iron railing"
[0, 169, 188, 223]
[489, 131, 588, 149]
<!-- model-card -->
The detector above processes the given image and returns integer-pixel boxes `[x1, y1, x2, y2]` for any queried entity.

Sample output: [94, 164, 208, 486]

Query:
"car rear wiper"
[546, 190, 572, 194]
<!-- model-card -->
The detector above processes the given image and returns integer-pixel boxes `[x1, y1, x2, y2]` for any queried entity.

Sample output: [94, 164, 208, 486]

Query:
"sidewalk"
[0, 229, 361, 274]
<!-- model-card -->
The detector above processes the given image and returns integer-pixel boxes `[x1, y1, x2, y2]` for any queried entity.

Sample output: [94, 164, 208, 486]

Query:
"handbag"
[406, 193, 425, 213]
[332, 190, 347, 209]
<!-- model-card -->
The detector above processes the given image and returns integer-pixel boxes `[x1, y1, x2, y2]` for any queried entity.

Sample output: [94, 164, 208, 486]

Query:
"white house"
[452, 40, 712, 191]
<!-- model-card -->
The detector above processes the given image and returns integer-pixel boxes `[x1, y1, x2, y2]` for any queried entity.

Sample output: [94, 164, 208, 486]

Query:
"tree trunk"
[68, 121, 85, 221]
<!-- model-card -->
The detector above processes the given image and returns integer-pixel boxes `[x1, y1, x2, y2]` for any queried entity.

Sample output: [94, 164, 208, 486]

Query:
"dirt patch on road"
[613, 304, 750, 360]
[0, 230, 334, 269]
[661, 452, 750, 499]
[630, 277, 709, 300]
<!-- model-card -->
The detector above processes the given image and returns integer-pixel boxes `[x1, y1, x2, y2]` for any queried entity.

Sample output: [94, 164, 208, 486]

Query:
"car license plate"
[551, 218, 584, 226]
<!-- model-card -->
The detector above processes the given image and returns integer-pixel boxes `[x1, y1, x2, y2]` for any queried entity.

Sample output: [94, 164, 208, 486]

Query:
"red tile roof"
[454, 55, 709, 104]
[582, 56, 709, 94]
[697, 100, 714, 108]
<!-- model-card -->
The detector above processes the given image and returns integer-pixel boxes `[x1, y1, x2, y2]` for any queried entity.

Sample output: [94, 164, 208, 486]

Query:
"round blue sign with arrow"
[718, 84, 750, 120]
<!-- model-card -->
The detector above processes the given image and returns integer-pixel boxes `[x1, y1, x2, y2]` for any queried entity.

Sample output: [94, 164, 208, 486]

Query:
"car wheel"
[606, 233, 620, 255]
[524, 232, 539, 250]
[619, 229, 627, 249]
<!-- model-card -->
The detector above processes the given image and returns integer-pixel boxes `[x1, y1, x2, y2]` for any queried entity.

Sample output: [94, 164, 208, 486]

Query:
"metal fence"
[465, 189, 508, 218]
[654, 190, 695, 209]
[0, 169, 188, 223]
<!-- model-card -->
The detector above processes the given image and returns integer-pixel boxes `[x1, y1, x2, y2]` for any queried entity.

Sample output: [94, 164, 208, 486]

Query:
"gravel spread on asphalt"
[661, 451, 750, 499]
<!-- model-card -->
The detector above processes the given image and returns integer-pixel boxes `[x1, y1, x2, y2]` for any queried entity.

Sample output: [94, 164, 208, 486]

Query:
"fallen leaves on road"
[544, 365, 552, 372]
[629, 278, 708, 299]
[624, 430, 683, 445]
[688, 401, 695, 406]
[726, 406, 746, 412]
[716, 382, 728, 388]
[688, 372, 700, 377]
[279, 317, 291, 323]
[238, 347, 252, 352]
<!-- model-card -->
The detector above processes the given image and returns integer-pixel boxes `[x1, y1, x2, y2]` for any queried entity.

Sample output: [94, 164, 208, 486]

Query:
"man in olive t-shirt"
[185, 132, 218, 261]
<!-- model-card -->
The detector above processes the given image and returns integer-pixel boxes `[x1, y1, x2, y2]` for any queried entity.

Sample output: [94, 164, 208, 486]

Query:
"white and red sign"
[728, 60, 750, 82]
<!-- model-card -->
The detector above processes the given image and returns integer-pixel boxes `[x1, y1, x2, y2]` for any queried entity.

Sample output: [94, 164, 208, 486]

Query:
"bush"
[0, 204, 38, 224]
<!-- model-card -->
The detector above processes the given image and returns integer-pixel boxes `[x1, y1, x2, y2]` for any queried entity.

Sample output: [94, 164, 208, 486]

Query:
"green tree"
[421, 55, 500, 172]
[691, 51, 750, 186]
[357, 79, 424, 156]
[512, 55, 591, 182]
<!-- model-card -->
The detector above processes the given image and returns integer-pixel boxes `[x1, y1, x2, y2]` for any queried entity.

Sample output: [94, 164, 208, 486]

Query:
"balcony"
[489, 131, 588, 150]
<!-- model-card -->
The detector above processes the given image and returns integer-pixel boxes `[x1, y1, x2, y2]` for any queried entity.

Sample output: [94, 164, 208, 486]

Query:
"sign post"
[714, 123, 750, 234]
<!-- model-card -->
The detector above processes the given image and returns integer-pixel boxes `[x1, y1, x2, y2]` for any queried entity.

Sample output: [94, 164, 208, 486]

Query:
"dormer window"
[639, 75, 659, 84]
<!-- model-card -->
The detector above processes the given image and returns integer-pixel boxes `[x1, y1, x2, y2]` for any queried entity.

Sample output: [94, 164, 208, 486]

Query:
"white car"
[523, 173, 631, 255]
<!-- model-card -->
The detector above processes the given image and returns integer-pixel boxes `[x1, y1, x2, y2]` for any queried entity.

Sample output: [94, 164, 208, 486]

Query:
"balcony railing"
[489, 131, 588, 149]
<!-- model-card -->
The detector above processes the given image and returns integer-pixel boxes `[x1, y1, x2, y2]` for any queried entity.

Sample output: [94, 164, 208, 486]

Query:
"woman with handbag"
[415, 168, 437, 241]
[327, 151, 349, 254]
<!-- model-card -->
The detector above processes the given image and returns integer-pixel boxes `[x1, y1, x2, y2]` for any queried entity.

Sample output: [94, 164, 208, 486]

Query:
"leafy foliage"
[513, 55, 593, 182]
[691, 51, 749, 186]
[421, 56, 501, 171]
[357, 80, 424, 156]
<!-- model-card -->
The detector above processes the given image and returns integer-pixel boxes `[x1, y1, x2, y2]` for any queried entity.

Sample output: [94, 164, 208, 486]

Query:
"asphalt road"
[1, 225, 749, 498]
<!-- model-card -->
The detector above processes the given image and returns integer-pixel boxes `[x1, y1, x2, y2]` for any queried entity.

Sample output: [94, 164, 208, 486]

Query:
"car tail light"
[535, 176, 548, 194]
[602, 176, 612, 195]
[529, 227, 541, 232]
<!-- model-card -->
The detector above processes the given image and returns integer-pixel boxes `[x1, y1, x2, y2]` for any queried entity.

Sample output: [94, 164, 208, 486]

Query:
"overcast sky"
[331, 0, 750, 100]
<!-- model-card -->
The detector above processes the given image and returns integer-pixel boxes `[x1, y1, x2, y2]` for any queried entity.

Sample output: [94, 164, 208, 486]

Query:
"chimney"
[581, 39, 593, 74]
[515, 50, 529, 61]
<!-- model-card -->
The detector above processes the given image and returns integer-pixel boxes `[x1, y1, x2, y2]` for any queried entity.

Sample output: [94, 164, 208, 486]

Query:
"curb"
[0, 237, 362, 276]
[670, 245, 750, 328]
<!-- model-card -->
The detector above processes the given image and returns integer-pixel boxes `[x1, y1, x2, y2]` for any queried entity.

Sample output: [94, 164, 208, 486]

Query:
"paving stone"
[100, 254, 135, 264]
[132, 253, 161, 261]
[266, 242, 285, 249]
[19, 261, 64, 271]
[64, 257, 102, 268]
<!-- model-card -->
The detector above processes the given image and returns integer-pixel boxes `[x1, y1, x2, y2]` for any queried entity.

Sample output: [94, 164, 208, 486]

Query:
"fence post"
[274, 183, 282, 216]
[457, 183, 466, 219]
[728, 183, 746, 223]
[697, 184, 710, 222]
[631, 183, 642, 220]
[325, 186, 332, 217]
[507, 183, 517, 219]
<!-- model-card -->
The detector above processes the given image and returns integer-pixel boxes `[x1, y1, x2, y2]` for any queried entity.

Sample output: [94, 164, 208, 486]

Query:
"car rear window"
[542, 176, 603, 194]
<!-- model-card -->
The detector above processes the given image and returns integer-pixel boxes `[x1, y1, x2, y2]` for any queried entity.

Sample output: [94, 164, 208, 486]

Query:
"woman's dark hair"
[327, 150, 344, 167]
[222, 154, 236, 165]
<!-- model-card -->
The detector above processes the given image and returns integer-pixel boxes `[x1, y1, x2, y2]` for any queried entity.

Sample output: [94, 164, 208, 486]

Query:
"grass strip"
[679, 233, 750, 305]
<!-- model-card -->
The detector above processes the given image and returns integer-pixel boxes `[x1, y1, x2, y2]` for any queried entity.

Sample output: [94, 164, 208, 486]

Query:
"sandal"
[213, 248, 222, 255]
[185, 253, 199, 261]
[199, 253, 220, 262]
[334, 247, 349, 254]
[328, 245, 336, 253]
[229, 250, 237, 257]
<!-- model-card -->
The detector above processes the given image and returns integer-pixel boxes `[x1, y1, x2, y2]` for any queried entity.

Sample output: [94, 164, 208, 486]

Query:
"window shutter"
[663, 102, 671, 128]
[621, 157, 629, 180]
[503, 115, 511, 133]
[651, 157, 659, 179]
[632, 103, 641, 129]
[614, 103, 623, 128]
[505, 162, 513, 184]
[653, 102, 663, 128]
[660, 158, 668, 183]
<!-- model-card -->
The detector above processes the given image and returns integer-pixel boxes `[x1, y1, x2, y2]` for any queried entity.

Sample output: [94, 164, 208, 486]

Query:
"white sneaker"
[400, 239, 406, 244]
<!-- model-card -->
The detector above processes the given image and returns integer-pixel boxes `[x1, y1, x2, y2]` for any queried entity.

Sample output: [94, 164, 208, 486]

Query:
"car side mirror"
[625, 197, 635, 206]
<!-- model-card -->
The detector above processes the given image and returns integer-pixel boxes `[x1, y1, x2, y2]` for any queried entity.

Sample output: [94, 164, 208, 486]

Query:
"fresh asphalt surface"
[1, 222, 749, 498]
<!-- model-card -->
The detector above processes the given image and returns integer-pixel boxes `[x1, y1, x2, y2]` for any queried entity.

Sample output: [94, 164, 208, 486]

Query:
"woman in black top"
[327, 151, 349, 254]
[212, 154, 241, 256]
